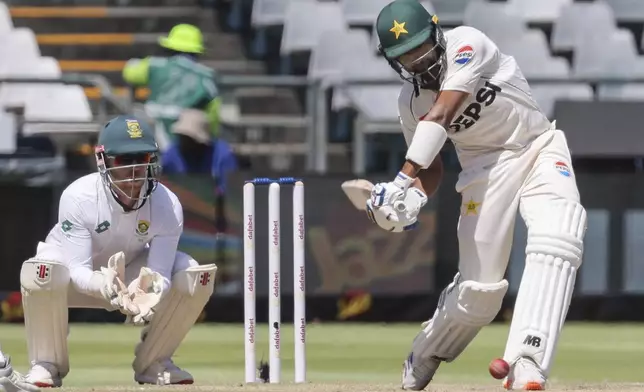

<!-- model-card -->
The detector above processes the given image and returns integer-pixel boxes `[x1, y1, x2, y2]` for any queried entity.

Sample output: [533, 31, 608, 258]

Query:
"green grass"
[2, 322, 643, 389]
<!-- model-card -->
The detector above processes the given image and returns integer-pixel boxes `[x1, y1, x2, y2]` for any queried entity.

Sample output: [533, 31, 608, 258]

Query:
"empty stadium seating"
[4, 0, 644, 173]
[232, 0, 644, 173]
[0, 3, 94, 154]
[244, 0, 644, 125]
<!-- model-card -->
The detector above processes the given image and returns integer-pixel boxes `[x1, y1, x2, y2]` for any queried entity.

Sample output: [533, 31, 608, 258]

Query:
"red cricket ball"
[488, 358, 510, 379]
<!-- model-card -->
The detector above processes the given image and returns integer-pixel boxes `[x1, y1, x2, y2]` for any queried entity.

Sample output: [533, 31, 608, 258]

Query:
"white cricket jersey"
[398, 26, 553, 168]
[41, 172, 183, 296]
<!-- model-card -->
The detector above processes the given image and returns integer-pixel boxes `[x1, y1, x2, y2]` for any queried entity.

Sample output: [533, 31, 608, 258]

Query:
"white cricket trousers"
[455, 128, 581, 283]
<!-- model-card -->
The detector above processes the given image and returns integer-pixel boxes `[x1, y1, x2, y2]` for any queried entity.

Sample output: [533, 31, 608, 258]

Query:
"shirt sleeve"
[440, 27, 499, 95]
[56, 191, 100, 296]
[122, 57, 151, 86]
[146, 195, 184, 293]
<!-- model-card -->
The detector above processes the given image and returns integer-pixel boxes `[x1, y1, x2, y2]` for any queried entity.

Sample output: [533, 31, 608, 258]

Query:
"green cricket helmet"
[376, 0, 446, 91]
[95, 115, 161, 210]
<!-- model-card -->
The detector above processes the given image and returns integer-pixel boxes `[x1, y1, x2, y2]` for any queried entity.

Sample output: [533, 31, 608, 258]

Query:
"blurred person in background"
[162, 108, 238, 266]
[121, 23, 221, 154]
[122, 23, 237, 264]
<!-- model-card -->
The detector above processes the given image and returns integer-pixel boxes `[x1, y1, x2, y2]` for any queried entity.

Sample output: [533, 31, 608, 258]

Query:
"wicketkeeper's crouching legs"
[132, 252, 217, 385]
[20, 248, 70, 388]
[20, 244, 216, 388]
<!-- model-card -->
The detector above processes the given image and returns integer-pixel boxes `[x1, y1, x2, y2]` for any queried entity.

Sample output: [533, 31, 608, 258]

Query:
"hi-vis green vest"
[122, 55, 220, 149]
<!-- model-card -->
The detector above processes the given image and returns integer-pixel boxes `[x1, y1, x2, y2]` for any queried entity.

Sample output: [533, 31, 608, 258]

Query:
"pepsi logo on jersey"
[555, 161, 571, 177]
[455, 45, 475, 65]
[449, 81, 502, 133]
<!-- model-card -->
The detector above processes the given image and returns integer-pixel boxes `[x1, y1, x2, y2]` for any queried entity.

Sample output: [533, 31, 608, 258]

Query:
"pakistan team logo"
[136, 220, 150, 236]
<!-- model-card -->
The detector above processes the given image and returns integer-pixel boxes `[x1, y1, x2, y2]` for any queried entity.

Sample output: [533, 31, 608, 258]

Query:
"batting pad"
[411, 274, 509, 363]
[133, 263, 217, 374]
[504, 200, 586, 376]
[20, 259, 70, 378]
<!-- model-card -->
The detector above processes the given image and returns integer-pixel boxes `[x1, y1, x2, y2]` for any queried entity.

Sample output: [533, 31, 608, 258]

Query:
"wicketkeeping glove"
[99, 252, 139, 316]
[124, 267, 165, 326]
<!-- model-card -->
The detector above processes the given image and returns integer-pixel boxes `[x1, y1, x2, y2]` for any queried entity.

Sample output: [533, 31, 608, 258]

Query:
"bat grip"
[394, 200, 406, 212]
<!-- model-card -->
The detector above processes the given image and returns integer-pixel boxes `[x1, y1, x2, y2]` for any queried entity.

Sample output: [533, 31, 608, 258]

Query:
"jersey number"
[449, 81, 502, 133]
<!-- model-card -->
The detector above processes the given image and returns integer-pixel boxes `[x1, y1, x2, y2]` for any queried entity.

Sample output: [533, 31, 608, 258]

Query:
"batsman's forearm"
[415, 155, 443, 197]
[401, 160, 423, 177]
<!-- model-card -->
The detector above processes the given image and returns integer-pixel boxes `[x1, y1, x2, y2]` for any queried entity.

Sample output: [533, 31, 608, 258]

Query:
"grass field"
[1, 322, 643, 391]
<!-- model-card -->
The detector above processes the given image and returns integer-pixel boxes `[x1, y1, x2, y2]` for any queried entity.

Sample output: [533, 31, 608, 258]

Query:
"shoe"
[24, 362, 62, 388]
[401, 353, 441, 391]
[503, 357, 546, 390]
[134, 358, 193, 385]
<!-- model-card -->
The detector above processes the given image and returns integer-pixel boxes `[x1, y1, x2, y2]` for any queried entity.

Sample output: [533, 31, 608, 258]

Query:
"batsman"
[365, 1, 587, 390]
[19, 115, 217, 387]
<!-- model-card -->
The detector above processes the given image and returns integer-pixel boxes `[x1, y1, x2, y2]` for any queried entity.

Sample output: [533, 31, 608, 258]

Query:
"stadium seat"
[0, 57, 61, 113]
[26, 84, 93, 123]
[332, 53, 399, 111]
[0, 112, 16, 154]
[506, 0, 572, 23]
[0, 2, 13, 36]
[498, 30, 570, 79]
[280, 0, 348, 55]
[551, 1, 619, 52]
[597, 83, 644, 101]
[251, 0, 292, 28]
[0, 52, 92, 125]
[530, 83, 594, 118]
[0, 26, 92, 128]
[431, 0, 470, 25]
[0, 28, 41, 67]
[340, 0, 395, 26]
[370, 24, 380, 55]
[345, 84, 401, 122]
[0, 30, 48, 112]
[280, 1, 347, 55]
[604, 0, 644, 23]
[573, 30, 644, 79]
[463, 1, 527, 41]
[308, 29, 373, 88]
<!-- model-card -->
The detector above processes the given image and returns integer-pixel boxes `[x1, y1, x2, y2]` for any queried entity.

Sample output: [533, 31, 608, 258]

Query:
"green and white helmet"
[376, 0, 446, 91]
[95, 115, 161, 210]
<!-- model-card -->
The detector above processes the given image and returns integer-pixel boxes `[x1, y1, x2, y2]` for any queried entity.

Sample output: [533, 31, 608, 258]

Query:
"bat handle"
[394, 200, 406, 212]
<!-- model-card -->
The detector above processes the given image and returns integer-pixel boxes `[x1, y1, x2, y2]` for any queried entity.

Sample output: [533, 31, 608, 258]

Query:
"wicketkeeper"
[19, 115, 217, 387]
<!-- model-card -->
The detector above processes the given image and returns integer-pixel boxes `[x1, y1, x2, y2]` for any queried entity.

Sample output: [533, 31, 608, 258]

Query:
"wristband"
[405, 121, 447, 168]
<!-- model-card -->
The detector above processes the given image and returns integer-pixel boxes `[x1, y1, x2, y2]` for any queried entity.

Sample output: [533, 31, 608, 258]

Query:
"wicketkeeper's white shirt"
[41, 172, 183, 296]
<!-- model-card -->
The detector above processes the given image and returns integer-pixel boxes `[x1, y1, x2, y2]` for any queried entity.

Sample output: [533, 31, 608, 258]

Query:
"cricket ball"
[488, 358, 510, 379]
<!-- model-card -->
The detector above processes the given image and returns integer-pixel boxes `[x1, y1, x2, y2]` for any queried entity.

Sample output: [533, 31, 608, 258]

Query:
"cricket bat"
[341, 179, 409, 213]
[341, 179, 374, 211]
